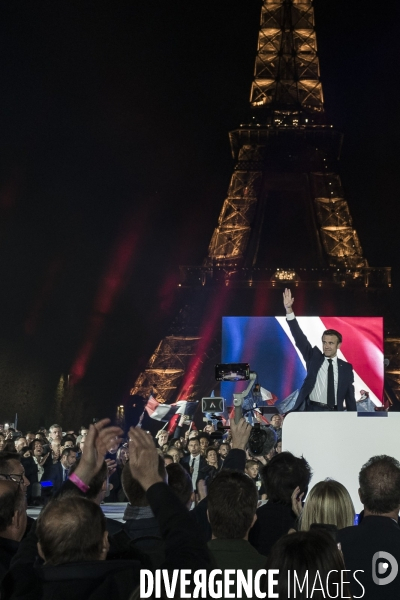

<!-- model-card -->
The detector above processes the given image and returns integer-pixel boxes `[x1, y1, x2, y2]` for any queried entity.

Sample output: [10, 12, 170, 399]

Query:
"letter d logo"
[372, 551, 398, 586]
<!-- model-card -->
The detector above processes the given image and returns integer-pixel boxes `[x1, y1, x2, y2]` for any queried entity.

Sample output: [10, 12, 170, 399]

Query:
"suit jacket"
[180, 455, 207, 489]
[249, 501, 297, 557]
[180, 454, 207, 469]
[337, 516, 400, 600]
[287, 317, 356, 411]
[48, 462, 68, 494]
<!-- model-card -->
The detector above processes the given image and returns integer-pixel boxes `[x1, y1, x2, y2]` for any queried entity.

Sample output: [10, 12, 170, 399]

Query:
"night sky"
[0, 1, 398, 429]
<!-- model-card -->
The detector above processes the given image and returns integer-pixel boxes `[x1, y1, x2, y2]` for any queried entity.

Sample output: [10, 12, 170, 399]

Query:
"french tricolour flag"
[221, 316, 384, 408]
[276, 316, 383, 406]
[145, 396, 198, 422]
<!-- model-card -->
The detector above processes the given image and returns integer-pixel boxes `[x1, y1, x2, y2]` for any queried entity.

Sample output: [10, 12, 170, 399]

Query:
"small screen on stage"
[221, 316, 384, 407]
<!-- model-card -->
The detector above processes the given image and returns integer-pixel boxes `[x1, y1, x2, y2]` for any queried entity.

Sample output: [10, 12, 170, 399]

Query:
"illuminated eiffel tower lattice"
[131, 0, 398, 408]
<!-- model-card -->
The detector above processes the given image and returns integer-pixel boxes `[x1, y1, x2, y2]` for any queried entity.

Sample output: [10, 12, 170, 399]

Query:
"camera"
[248, 423, 276, 456]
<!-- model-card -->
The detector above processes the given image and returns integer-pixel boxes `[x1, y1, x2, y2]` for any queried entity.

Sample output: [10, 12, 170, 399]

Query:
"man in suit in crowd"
[338, 455, 400, 600]
[283, 288, 356, 412]
[180, 438, 207, 492]
[48, 447, 77, 494]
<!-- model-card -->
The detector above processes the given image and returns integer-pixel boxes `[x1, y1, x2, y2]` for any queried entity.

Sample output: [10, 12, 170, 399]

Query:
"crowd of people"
[0, 414, 399, 599]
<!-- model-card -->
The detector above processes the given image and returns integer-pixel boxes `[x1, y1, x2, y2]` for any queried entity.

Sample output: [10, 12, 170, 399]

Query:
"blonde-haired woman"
[293, 479, 355, 531]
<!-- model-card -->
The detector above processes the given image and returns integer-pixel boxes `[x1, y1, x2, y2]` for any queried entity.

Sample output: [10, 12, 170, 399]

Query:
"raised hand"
[128, 427, 164, 491]
[283, 288, 294, 313]
[230, 412, 252, 450]
[75, 419, 123, 485]
[105, 458, 117, 477]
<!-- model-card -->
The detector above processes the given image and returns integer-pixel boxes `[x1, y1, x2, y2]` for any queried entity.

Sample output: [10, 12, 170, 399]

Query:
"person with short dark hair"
[338, 455, 400, 600]
[171, 438, 183, 451]
[0, 452, 30, 490]
[283, 288, 356, 411]
[61, 435, 76, 451]
[48, 447, 78, 494]
[249, 451, 312, 556]
[0, 480, 27, 583]
[198, 433, 210, 455]
[29, 439, 50, 485]
[163, 454, 174, 466]
[218, 441, 230, 463]
[265, 529, 352, 599]
[207, 470, 266, 569]
[270, 414, 283, 441]
[20, 444, 40, 504]
[198, 446, 219, 487]
[166, 462, 194, 509]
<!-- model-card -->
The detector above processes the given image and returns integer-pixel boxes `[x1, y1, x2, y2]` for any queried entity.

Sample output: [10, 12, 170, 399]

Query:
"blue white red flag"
[222, 316, 384, 408]
[145, 397, 198, 422]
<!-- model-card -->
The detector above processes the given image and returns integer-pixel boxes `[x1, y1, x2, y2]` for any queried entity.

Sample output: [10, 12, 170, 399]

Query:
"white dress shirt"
[287, 312, 338, 405]
[309, 354, 338, 406]
[189, 454, 201, 489]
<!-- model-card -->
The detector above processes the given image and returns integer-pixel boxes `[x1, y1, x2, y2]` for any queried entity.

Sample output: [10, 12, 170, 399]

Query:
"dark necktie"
[63, 468, 69, 482]
[327, 359, 335, 408]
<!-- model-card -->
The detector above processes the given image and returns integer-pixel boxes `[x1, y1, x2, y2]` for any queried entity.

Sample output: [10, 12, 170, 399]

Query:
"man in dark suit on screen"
[283, 288, 356, 412]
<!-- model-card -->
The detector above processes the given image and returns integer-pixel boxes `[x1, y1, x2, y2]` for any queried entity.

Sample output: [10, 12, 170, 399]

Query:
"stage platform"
[282, 412, 400, 513]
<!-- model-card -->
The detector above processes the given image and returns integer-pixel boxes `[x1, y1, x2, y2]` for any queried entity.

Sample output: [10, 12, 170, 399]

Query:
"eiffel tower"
[130, 0, 399, 410]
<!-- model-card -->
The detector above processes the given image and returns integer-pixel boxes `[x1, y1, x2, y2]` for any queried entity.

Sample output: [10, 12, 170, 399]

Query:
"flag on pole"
[254, 408, 270, 425]
[260, 387, 278, 405]
[145, 396, 198, 423]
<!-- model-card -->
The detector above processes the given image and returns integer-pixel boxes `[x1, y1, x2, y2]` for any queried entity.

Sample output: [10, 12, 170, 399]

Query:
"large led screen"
[221, 316, 384, 407]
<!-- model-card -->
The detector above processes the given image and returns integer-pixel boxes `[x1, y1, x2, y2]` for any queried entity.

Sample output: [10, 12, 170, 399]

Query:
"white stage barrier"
[282, 412, 400, 513]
